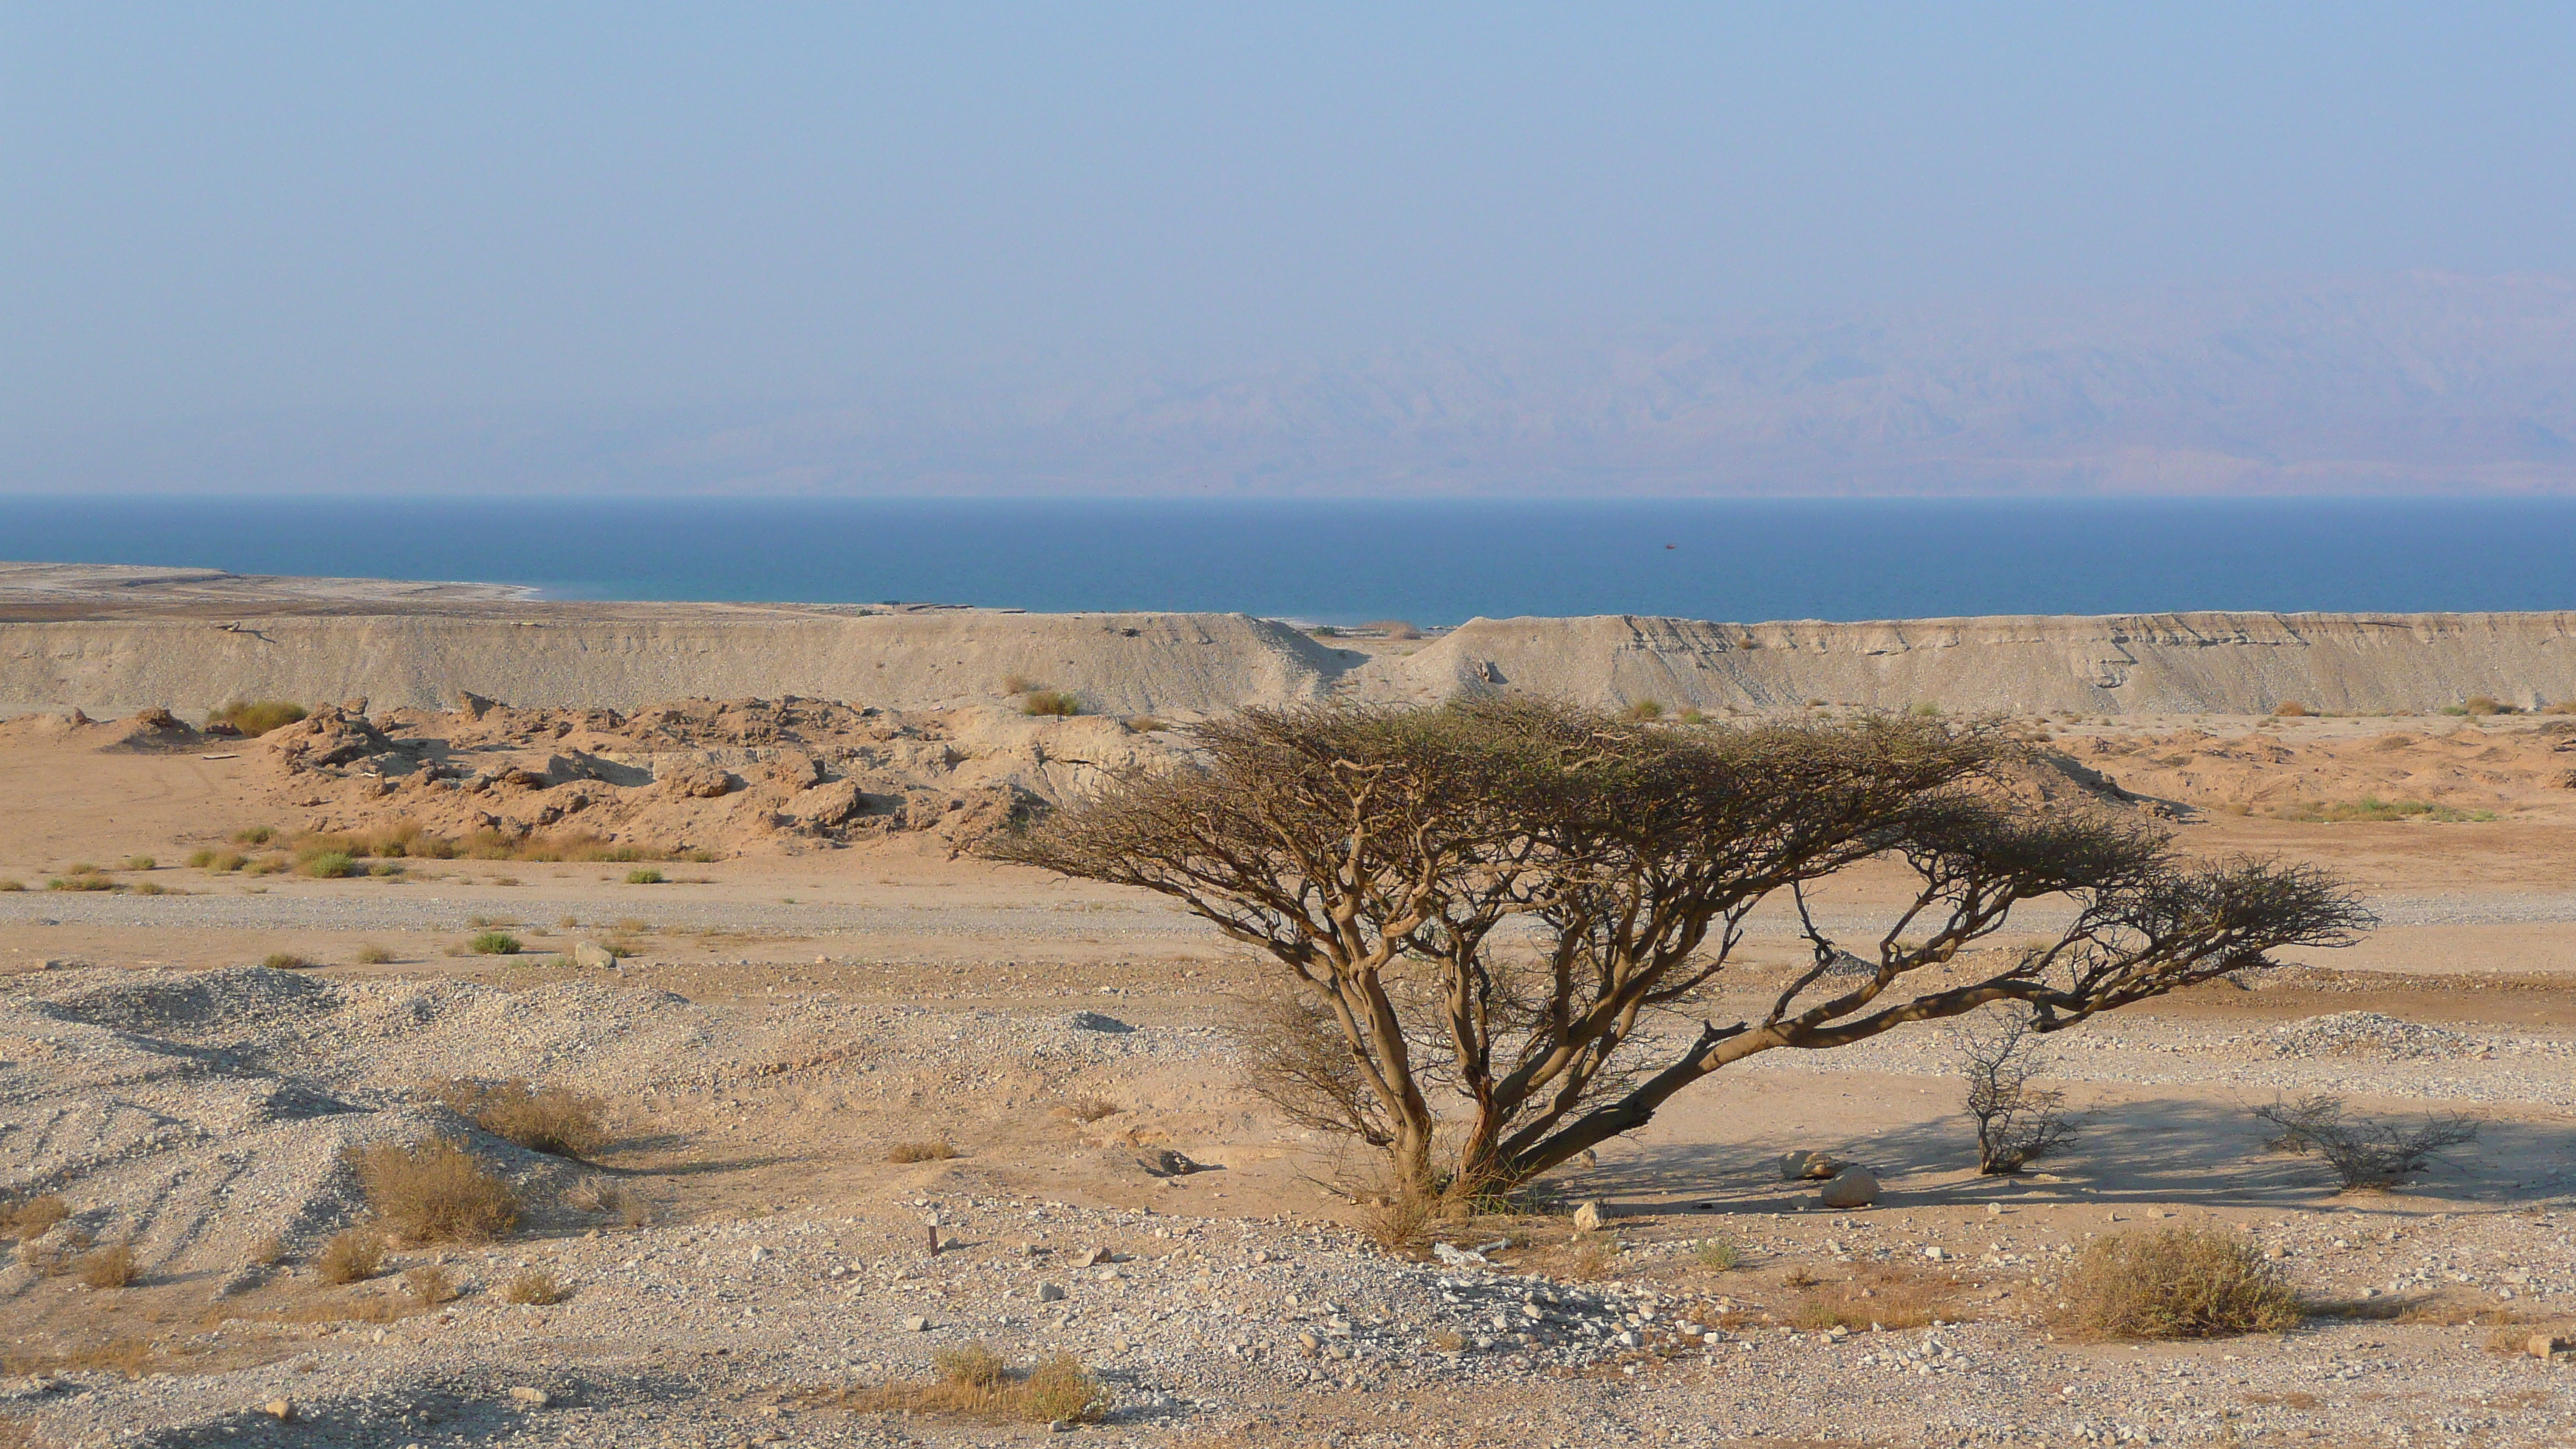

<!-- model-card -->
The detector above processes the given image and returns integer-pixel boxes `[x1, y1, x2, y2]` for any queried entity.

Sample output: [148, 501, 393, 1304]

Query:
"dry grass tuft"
[207, 700, 308, 736]
[1694, 1237, 1742, 1272]
[500, 1270, 564, 1305]
[0, 1196, 70, 1242]
[315, 1228, 385, 1285]
[2059, 1226, 2303, 1340]
[2270, 700, 2310, 718]
[840, 1345, 1101, 1424]
[888, 1139, 958, 1164]
[402, 1264, 458, 1306]
[1566, 1231, 1618, 1281]
[74, 1242, 139, 1290]
[1059, 1097, 1122, 1123]
[564, 1176, 653, 1228]
[1786, 1265, 1969, 1331]
[353, 944, 396, 964]
[259, 952, 316, 971]
[307, 1235, 372, 1288]
[1021, 689, 1081, 718]
[0, 1336, 163, 1379]
[431, 1079, 609, 1159]
[246, 1234, 286, 1267]
[351, 1139, 521, 1243]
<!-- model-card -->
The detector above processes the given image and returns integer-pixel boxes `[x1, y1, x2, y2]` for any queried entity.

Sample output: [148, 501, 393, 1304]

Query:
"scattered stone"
[262, 1399, 295, 1422]
[1038, 1283, 1067, 1302]
[1818, 1167, 1881, 1208]
[2532, 1334, 2574, 1359]
[1779, 1150, 1845, 1181]
[508, 1386, 551, 1408]
[1571, 1201, 1605, 1233]
[900, 1316, 930, 1332]
[1072, 1248, 1105, 1268]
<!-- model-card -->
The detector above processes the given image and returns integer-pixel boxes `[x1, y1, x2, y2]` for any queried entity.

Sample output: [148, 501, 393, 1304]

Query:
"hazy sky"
[8, 3, 2576, 438]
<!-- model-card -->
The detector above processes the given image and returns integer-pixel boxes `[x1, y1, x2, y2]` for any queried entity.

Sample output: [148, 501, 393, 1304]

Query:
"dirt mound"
[0, 965, 736, 1292]
[255, 696, 1185, 857]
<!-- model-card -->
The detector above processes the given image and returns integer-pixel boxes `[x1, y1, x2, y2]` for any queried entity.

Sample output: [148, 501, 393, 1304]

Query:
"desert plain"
[4, 568, 2576, 1448]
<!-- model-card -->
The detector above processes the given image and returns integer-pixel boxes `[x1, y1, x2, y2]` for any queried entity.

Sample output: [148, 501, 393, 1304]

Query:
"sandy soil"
[3, 704, 2575, 1448]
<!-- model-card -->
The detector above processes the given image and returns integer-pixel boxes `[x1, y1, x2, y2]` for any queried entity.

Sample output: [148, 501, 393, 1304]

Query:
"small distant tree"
[1951, 1009, 2075, 1173]
[993, 701, 2369, 1196]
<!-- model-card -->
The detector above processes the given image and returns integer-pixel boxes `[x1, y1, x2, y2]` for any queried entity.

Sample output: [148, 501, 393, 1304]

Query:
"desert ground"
[3, 596, 2576, 1447]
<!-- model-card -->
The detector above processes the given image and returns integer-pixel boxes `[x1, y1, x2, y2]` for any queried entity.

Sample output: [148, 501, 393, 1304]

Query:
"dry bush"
[351, 1139, 521, 1243]
[353, 944, 395, 964]
[432, 1079, 608, 1159]
[2253, 1094, 2481, 1190]
[1, 1196, 70, 1242]
[842, 1345, 1100, 1424]
[122, 855, 156, 872]
[2271, 701, 2310, 718]
[260, 952, 315, 971]
[75, 1242, 139, 1290]
[315, 1228, 385, 1284]
[888, 1139, 958, 1164]
[0, 1337, 160, 1379]
[1951, 1009, 2076, 1174]
[625, 867, 665, 884]
[1060, 1096, 1122, 1123]
[246, 1234, 286, 1267]
[467, 930, 522, 956]
[500, 1270, 564, 1305]
[1022, 689, 1081, 718]
[207, 701, 307, 736]
[1624, 700, 1664, 721]
[2059, 1226, 2302, 1339]
[402, 1265, 457, 1306]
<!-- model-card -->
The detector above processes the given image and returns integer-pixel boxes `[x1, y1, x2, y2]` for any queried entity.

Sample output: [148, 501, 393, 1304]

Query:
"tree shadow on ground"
[1558, 1096, 2575, 1218]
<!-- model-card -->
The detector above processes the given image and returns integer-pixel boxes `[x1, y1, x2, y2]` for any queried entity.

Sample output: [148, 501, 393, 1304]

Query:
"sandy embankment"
[4, 563, 2574, 718]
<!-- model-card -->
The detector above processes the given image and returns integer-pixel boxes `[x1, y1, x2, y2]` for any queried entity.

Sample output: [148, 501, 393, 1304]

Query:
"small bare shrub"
[499, 1270, 564, 1305]
[402, 1264, 457, 1306]
[0, 1196, 70, 1242]
[1566, 1231, 1617, 1281]
[351, 1139, 521, 1243]
[563, 1175, 651, 1226]
[2271, 701, 2310, 718]
[76, 1242, 139, 1290]
[260, 952, 315, 971]
[432, 1079, 608, 1159]
[888, 1139, 958, 1164]
[315, 1228, 385, 1284]
[1952, 1009, 2076, 1173]
[2060, 1226, 2303, 1339]
[2252, 1095, 2479, 1190]
[353, 944, 395, 964]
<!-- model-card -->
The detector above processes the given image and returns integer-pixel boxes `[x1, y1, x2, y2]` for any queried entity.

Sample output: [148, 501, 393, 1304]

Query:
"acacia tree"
[991, 701, 2368, 1195]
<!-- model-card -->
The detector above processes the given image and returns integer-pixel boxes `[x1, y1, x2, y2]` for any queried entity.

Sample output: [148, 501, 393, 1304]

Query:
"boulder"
[572, 940, 618, 971]
[1571, 1201, 1605, 1233]
[658, 762, 737, 799]
[1777, 1149, 1844, 1182]
[1817, 1166, 1881, 1208]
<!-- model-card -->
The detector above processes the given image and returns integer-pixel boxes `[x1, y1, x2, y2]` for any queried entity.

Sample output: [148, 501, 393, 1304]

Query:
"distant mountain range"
[16, 272, 2576, 495]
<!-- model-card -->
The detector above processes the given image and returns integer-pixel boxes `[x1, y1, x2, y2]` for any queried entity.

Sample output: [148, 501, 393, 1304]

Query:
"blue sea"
[3, 495, 2574, 625]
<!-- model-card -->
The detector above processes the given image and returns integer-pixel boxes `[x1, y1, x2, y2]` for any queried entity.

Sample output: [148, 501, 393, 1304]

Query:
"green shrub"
[468, 931, 522, 956]
[625, 868, 665, 886]
[208, 701, 307, 737]
[301, 851, 360, 879]
[232, 826, 278, 845]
